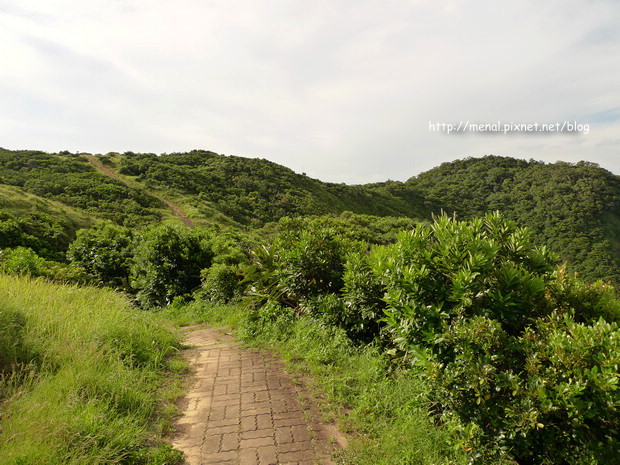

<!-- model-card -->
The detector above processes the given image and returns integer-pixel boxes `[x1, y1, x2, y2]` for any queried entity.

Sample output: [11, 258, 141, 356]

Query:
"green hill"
[407, 155, 620, 283]
[1, 148, 619, 283]
[114, 150, 427, 226]
[0, 149, 165, 225]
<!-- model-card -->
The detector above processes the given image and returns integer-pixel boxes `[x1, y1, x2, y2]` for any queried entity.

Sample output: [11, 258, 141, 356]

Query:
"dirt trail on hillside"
[171, 326, 347, 465]
[84, 155, 195, 227]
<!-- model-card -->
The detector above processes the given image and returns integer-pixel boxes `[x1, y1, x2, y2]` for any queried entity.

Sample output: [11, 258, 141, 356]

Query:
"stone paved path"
[171, 326, 346, 465]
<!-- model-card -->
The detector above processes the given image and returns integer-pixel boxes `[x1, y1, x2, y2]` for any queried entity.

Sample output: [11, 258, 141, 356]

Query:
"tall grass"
[0, 274, 183, 465]
[0, 184, 94, 229]
[241, 314, 470, 465]
[160, 299, 247, 328]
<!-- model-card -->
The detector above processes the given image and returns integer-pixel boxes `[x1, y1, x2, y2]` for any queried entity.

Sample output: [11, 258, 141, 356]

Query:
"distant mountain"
[1, 148, 619, 283]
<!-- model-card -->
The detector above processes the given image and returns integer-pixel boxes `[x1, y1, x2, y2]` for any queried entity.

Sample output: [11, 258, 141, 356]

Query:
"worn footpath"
[171, 327, 346, 465]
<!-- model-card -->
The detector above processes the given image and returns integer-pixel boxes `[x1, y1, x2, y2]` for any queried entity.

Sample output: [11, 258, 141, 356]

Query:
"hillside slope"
[1, 148, 619, 283]
[113, 150, 427, 226]
[0, 149, 166, 226]
[0, 184, 96, 260]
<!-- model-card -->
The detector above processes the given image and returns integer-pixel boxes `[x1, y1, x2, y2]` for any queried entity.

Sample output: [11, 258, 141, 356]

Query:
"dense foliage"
[0, 209, 71, 261]
[0, 149, 163, 226]
[0, 246, 91, 284]
[67, 223, 134, 289]
[408, 156, 620, 284]
[129, 224, 214, 308]
[373, 214, 618, 464]
[241, 213, 619, 464]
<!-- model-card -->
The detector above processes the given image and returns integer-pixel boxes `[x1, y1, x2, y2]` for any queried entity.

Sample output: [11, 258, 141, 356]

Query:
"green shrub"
[341, 251, 386, 342]
[0, 246, 91, 284]
[272, 219, 359, 303]
[239, 301, 297, 342]
[67, 223, 133, 289]
[130, 224, 213, 308]
[300, 293, 348, 328]
[547, 266, 620, 324]
[209, 228, 252, 266]
[242, 242, 288, 308]
[199, 263, 245, 303]
[379, 213, 555, 358]
[375, 212, 619, 463]
[0, 210, 70, 261]
[0, 246, 42, 275]
[507, 313, 620, 465]
[242, 221, 358, 310]
[194, 229, 252, 304]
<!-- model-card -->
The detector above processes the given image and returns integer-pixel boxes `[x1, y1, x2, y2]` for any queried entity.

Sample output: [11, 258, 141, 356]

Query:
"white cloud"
[1, 0, 619, 182]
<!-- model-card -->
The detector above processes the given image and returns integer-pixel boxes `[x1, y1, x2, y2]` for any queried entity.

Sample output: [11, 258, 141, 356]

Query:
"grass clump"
[264, 316, 469, 464]
[0, 273, 184, 465]
[161, 298, 247, 328]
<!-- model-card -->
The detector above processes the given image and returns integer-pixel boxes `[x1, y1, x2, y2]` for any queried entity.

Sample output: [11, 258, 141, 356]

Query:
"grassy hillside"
[114, 150, 426, 226]
[0, 184, 95, 260]
[1, 148, 619, 283]
[0, 273, 183, 464]
[0, 149, 165, 226]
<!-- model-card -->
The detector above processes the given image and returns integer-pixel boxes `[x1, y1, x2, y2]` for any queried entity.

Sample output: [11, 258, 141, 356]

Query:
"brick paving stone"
[204, 418, 239, 429]
[240, 428, 274, 440]
[278, 440, 314, 453]
[201, 434, 221, 454]
[239, 448, 259, 465]
[278, 449, 316, 463]
[202, 450, 237, 464]
[258, 445, 278, 464]
[292, 424, 311, 442]
[240, 415, 257, 431]
[256, 413, 272, 430]
[220, 432, 239, 452]
[208, 405, 226, 421]
[255, 390, 270, 403]
[224, 404, 240, 419]
[275, 426, 294, 444]
[273, 415, 306, 427]
[171, 326, 345, 465]
[240, 403, 272, 416]
[239, 435, 275, 449]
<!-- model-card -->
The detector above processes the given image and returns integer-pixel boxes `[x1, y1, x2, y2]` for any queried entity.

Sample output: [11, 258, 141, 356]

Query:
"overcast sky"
[1, 0, 619, 183]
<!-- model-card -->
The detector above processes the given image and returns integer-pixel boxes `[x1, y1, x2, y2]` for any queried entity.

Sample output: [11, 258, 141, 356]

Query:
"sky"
[1, 0, 619, 184]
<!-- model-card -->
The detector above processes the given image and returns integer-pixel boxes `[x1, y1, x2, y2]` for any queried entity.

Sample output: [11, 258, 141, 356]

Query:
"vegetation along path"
[172, 326, 346, 465]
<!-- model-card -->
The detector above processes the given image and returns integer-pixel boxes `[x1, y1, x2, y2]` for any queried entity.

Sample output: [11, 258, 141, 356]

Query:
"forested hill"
[407, 156, 620, 283]
[114, 150, 427, 225]
[1, 148, 619, 283]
